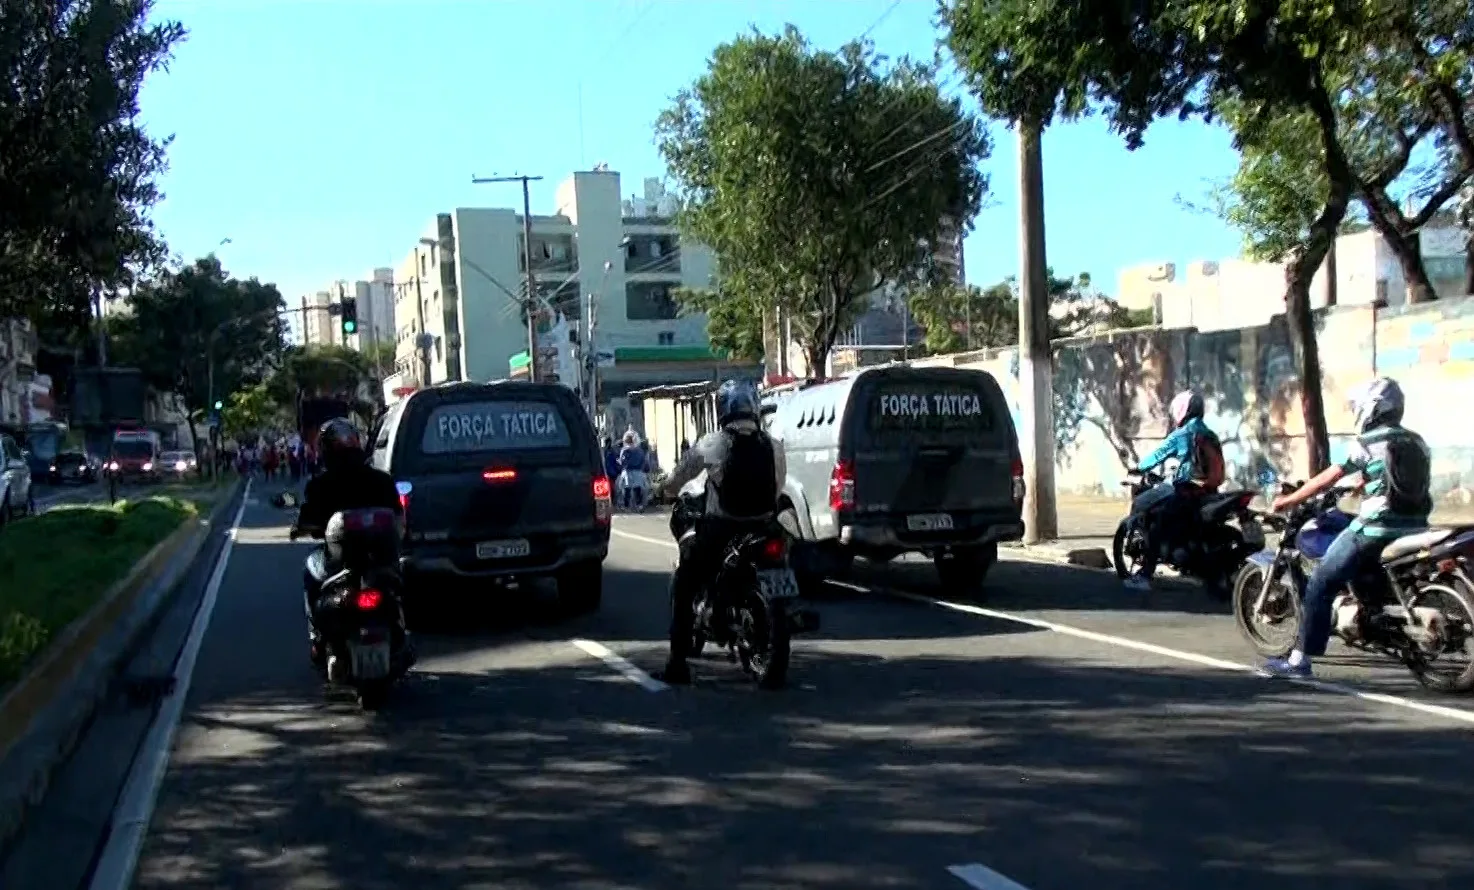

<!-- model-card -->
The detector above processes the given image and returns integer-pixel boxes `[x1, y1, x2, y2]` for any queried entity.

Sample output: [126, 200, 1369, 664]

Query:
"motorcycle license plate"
[757, 568, 800, 600]
[906, 513, 954, 531]
[349, 641, 392, 680]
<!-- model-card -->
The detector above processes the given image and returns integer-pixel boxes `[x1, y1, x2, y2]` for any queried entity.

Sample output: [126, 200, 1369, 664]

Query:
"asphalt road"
[8, 487, 1474, 890]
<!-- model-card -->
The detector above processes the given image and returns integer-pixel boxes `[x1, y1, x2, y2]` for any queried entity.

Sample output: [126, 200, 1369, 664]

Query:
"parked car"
[48, 450, 99, 484]
[768, 365, 1025, 598]
[1, 433, 36, 524]
[367, 381, 612, 615]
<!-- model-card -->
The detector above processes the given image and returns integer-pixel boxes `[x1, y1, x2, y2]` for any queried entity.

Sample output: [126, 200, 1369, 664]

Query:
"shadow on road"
[133, 648, 1474, 890]
[849, 554, 1233, 617]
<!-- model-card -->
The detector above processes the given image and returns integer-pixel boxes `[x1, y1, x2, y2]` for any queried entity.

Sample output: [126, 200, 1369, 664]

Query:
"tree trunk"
[1283, 176, 1351, 474]
[1389, 232, 1438, 303]
[1464, 236, 1474, 296]
[803, 342, 829, 381]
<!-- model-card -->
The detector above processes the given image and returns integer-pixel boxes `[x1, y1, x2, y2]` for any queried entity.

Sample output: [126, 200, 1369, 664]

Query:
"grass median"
[0, 496, 199, 687]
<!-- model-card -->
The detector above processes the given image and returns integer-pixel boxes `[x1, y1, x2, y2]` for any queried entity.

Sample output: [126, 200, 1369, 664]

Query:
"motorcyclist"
[656, 378, 786, 685]
[289, 418, 404, 667]
[1262, 377, 1431, 679]
[1124, 390, 1225, 590]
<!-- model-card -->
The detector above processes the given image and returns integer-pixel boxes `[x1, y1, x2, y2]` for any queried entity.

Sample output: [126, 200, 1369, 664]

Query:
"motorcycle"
[670, 491, 821, 689]
[276, 491, 413, 709]
[1112, 469, 1265, 598]
[1232, 477, 1474, 693]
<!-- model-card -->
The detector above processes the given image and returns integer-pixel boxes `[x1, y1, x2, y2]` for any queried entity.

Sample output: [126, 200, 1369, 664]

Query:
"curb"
[0, 481, 244, 856]
[1002, 540, 1202, 590]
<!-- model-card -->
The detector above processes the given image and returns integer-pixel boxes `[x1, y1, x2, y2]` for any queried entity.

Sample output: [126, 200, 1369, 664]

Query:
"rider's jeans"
[1301, 528, 1385, 656]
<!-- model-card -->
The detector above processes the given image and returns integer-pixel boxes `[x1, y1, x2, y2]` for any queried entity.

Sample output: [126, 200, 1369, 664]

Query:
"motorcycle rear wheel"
[1406, 578, 1474, 694]
[736, 593, 790, 690]
[357, 679, 390, 710]
[1232, 562, 1302, 658]
[1112, 519, 1146, 580]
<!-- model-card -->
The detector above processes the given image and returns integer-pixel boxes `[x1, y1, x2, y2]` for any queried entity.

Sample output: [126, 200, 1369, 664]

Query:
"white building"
[1117, 217, 1470, 332]
[384, 168, 753, 405]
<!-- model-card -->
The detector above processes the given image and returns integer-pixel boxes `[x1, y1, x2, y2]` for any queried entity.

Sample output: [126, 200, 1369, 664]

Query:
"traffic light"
[213, 400, 224, 411]
[340, 297, 358, 335]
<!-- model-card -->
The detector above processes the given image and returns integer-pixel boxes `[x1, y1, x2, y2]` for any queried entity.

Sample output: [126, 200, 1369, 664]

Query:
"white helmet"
[1168, 391, 1204, 428]
[1350, 377, 1404, 433]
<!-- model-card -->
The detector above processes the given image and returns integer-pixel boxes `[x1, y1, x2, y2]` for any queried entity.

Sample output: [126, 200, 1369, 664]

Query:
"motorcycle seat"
[1380, 528, 1453, 562]
[1197, 489, 1251, 521]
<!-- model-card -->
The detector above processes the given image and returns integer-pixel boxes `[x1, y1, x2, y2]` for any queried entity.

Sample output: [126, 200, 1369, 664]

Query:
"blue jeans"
[1300, 529, 1386, 656]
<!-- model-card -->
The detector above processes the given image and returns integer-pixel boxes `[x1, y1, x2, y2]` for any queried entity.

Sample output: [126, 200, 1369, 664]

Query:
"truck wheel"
[934, 543, 998, 600]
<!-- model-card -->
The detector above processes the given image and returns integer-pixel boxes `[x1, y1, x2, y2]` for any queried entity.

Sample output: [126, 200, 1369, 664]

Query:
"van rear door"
[849, 369, 1019, 522]
[395, 391, 598, 545]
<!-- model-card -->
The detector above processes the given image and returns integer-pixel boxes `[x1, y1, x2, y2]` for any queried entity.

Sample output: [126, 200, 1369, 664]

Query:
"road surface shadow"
[849, 554, 1233, 617]
[126, 650, 1474, 890]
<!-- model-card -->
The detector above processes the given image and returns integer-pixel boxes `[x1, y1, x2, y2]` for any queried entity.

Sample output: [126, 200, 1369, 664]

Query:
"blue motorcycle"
[1232, 477, 1474, 693]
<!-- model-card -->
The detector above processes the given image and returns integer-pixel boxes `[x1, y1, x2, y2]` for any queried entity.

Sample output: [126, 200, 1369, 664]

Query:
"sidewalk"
[1016, 493, 1474, 569]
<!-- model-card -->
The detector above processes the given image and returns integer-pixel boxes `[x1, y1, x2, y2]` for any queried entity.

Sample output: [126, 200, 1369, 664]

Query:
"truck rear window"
[866, 382, 996, 435]
[419, 400, 572, 454]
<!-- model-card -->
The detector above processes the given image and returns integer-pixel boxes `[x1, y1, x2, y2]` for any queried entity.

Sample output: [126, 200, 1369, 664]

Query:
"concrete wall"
[913, 295, 1474, 507]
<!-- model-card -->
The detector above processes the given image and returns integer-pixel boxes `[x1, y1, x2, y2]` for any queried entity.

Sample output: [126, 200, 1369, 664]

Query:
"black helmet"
[715, 378, 760, 425]
[318, 418, 364, 471]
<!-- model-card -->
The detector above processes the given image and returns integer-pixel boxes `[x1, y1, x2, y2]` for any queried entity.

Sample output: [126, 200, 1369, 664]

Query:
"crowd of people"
[218, 434, 318, 482]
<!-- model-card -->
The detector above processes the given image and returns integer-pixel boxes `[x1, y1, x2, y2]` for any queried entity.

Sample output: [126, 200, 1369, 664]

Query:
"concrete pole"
[1017, 120, 1058, 543]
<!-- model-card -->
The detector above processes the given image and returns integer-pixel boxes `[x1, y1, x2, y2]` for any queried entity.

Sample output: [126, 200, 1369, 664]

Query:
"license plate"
[476, 538, 531, 559]
[906, 513, 954, 531]
[349, 641, 391, 680]
[756, 568, 800, 600]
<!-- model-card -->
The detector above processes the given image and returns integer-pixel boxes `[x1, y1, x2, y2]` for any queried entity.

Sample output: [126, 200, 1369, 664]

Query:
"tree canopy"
[108, 256, 288, 444]
[940, 0, 1438, 471]
[0, 0, 184, 331]
[656, 25, 991, 376]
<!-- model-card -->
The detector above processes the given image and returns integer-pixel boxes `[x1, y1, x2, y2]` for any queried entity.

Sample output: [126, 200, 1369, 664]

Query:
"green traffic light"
[343, 320, 357, 334]
[213, 400, 223, 410]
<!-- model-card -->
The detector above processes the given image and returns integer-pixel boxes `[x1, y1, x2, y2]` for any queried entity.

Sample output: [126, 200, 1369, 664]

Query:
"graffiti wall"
[913, 295, 1474, 506]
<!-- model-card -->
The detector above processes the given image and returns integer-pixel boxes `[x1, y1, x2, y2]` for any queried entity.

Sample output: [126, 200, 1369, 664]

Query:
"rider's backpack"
[1381, 431, 1433, 516]
[1190, 429, 1226, 490]
[715, 427, 779, 518]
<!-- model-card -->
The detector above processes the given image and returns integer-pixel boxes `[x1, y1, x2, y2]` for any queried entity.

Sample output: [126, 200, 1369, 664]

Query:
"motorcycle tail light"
[762, 538, 786, 562]
[356, 589, 383, 610]
[1437, 558, 1458, 573]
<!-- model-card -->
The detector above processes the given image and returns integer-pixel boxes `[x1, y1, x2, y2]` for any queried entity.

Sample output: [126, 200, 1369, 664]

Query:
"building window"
[657, 331, 675, 345]
[419, 253, 427, 277]
[626, 281, 679, 320]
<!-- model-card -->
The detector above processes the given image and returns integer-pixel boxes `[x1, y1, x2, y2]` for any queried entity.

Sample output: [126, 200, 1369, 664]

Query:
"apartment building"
[385, 168, 752, 402]
[1118, 217, 1470, 332]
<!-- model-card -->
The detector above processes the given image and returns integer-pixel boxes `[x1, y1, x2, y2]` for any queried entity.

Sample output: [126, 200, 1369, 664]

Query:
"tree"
[940, 0, 1417, 472]
[673, 285, 766, 363]
[0, 0, 184, 332]
[656, 26, 991, 377]
[1458, 182, 1474, 294]
[109, 256, 288, 452]
[265, 344, 382, 424]
[220, 382, 281, 441]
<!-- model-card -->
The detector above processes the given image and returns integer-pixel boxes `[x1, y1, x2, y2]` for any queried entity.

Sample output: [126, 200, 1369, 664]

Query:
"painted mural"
[914, 295, 1474, 507]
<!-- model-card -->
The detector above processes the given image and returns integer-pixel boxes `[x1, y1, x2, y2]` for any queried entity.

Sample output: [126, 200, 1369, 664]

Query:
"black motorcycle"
[1112, 469, 1265, 598]
[1233, 479, 1474, 693]
[278, 491, 412, 709]
[671, 492, 821, 689]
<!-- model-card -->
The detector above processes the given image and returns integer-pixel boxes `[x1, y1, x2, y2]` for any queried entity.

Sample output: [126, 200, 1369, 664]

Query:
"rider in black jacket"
[290, 418, 403, 665]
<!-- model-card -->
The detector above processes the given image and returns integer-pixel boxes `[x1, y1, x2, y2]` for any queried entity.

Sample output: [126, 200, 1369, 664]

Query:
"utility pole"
[94, 288, 108, 367]
[411, 274, 432, 387]
[472, 173, 544, 381]
[584, 289, 600, 419]
[1017, 120, 1058, 543]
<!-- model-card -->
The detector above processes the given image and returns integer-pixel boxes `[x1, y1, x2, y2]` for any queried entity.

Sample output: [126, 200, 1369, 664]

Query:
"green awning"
[613, 345, 728, 363]
[508, 351, 531, 370]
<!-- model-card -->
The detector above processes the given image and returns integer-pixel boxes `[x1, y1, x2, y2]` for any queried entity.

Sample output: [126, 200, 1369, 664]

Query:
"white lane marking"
[571, 638, 668, 693]
[611, 527, 678, 550]
[89, 479, 252, 890]
[949, 863, 1033, 889]
[610, 526, 1474, 727]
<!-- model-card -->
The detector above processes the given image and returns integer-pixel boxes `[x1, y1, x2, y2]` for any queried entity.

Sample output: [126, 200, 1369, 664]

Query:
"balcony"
[519, 235, 578, 274]
[624, 235, 681, 274]
[625, 281, 679, 321]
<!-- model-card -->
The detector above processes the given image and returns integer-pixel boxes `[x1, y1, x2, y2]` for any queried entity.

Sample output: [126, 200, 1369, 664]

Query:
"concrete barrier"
[0, 481, 243, 856]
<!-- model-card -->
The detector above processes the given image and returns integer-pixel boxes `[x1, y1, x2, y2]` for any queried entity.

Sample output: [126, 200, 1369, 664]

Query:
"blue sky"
[140, 0, 1246, 311]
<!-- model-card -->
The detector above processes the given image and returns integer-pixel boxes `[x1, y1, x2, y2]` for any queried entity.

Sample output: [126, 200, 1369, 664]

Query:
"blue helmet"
[715, 378, 760, 425]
